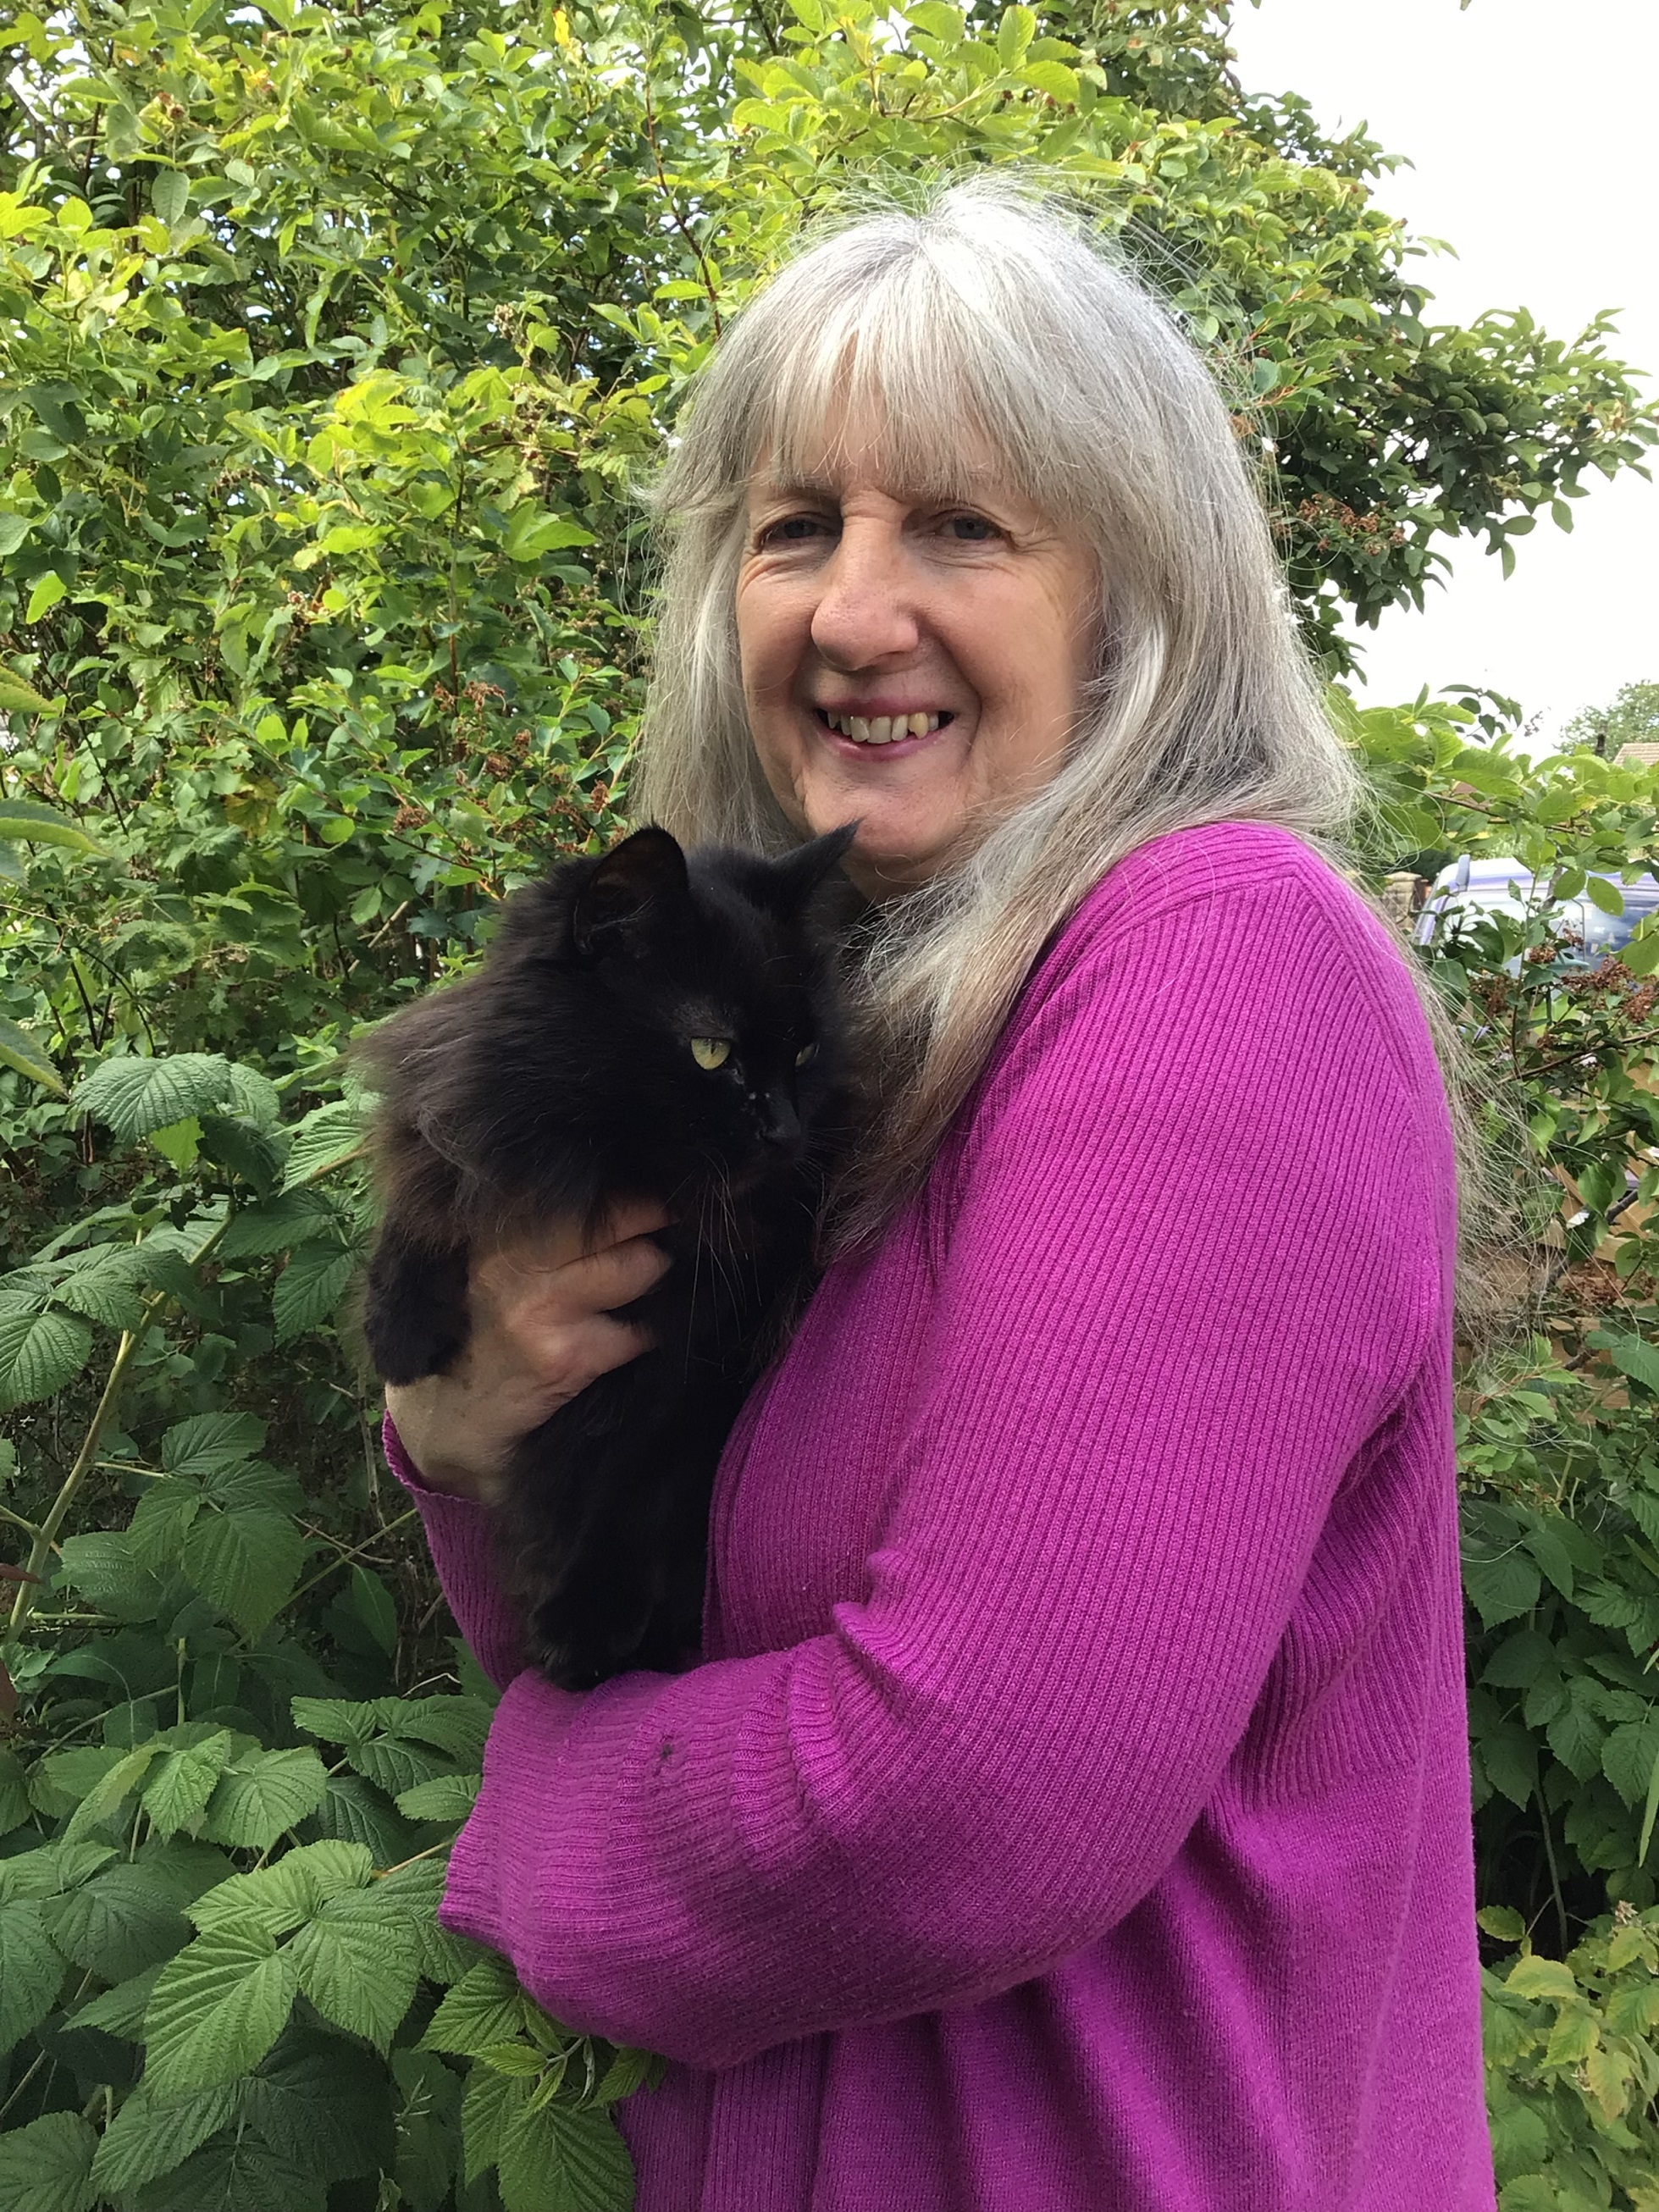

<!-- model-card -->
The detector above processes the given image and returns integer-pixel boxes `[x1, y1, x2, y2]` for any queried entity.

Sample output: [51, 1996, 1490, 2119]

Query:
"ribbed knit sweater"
[388, 820, 1496, 2212]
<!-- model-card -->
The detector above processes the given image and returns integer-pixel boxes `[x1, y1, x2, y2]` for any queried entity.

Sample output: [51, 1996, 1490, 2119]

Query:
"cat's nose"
[757, 1095, 801, 1150]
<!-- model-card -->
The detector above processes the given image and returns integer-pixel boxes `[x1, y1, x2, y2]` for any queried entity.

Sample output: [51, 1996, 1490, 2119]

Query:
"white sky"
[1226, 0, 1657, 747]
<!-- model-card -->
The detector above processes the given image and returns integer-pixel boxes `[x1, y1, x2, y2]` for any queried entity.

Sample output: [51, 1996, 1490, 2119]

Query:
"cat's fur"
[358, 821, 857, 1689]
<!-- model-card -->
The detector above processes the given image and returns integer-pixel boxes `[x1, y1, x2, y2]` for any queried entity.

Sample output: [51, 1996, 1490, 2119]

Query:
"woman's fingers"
[565, 1230, 672, 1313]
[593, 1197, 676, 1249]
[568, 1309, 658, 1379]
[385, 1210, 673, 1497]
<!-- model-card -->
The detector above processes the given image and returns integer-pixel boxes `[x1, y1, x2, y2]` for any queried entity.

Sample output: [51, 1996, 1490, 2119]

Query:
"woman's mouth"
[815, 709, 954, 748]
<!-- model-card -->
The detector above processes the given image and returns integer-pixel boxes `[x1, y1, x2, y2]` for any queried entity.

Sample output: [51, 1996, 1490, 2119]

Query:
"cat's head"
[565, 821, 856, 1195]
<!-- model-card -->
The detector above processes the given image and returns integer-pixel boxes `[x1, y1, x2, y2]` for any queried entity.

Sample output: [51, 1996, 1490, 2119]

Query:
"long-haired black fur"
[358, 821, 858, 1689]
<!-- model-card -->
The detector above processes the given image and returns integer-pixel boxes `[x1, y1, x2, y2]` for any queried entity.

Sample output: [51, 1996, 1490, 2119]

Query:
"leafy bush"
[1349, 697, 1659, 1925]
[0, 1059, 655, 2209]
[1481, 1901, 1659, 2210]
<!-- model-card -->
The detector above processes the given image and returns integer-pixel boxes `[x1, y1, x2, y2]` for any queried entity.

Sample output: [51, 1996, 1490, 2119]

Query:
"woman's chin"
[840, 826, 954, 899]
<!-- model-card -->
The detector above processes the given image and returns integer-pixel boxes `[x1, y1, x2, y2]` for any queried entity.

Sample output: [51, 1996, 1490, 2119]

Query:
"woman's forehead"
[744, 410, 1037, 515]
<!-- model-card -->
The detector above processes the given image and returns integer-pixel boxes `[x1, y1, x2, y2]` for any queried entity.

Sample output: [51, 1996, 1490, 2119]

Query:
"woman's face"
[735, 426, 1098, 899]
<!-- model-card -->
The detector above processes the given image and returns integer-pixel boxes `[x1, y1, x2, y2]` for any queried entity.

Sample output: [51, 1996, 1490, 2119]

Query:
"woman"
[385, 185, 1495, 2209]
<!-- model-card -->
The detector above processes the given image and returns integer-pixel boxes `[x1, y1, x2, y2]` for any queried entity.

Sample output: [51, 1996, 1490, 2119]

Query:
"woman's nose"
[808, 521, 921, 671]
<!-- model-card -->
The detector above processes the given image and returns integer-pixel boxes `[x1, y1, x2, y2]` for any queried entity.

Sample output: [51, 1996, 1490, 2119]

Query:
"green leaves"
[994, 3, 1035, 67]
[144, 1920, 298, 2097]
[0, 1015, 64, 1094]
[198, 1747, 330, 1852]
[163, 1412, 270, 1479]
[0, 1308, 91, 1410]
[72, 1053, 236, 1141]
[280, 1100, 367, 1189]
[150, 168, 190, 228]
[119, 1415, 307, 1640]
[1483, 1905, 1659, 2203]
[0, 796, 98, 852]
[501, 506, 597, 562]
[0, 2111, 97, 2212]
[273, 1240, 357, 1344]
[495, 2091, 636, 2212]
[0, 663, 54, 712]
[189, 1841, 375, 1938]
[144, 1731, 237, 1839]
[0, 1897, 66, 2052]
[289, 1888, 423, 2048]
[183, 1502, 307, 1641]
[43, 1860, 191, 1979]
[87, 2082, 241, 2196]
[423, 1955, 533, 2060]
[1601, 1333, 1659, 1397]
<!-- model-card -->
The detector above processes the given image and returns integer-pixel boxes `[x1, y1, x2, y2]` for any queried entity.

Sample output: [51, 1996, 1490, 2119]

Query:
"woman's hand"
[383, 1201, 672, 1500]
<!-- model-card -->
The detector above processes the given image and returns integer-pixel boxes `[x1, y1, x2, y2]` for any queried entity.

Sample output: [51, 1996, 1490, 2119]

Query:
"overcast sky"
[1225, 0, 1657, 747]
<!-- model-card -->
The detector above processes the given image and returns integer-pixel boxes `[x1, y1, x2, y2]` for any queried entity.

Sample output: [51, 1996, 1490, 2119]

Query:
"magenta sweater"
[389, 821, 1496, 2211]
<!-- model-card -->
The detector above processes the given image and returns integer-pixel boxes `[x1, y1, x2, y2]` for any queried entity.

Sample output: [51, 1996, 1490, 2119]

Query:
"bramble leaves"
[182, 1499, 307, 1639]
[87, 2082, 241, 2195]
[496, 2090, 637, 2212]
[272, 1240, 357, 1344]
[71, 1053, 236, 1140]
[163, 1412, 269, 1478]
[0, 1015, 65, 1094]
[423, 1954, 533, 2060]
[198, 1748, 330, 1853]
[0, 1308, 91, 1410]
[289, 1888, 423, 2047]
[143, 1734, 235, 1838]
[0, 2111, 97, 2212]
[280, 1103, 368, 1191]
[143, 1921, 298, 2096]
[0, 1898, 65, 2052]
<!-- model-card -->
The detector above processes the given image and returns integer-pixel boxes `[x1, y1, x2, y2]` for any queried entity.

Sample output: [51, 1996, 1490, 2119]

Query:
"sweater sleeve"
[382, 1419, 529, 1693]
[437, 869, 1451, 2069]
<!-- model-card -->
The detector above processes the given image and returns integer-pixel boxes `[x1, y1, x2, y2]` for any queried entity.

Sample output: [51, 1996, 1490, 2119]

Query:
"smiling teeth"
[827, 711, 943, 744]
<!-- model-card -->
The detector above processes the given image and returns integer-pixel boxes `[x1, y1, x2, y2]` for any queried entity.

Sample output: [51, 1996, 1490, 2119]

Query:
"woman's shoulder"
[1065, 820, 1380, 953]
[1014, 820, 1444, 1113]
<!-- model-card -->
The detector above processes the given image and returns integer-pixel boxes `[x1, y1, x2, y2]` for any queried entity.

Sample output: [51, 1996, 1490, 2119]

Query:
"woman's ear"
[571, 826, 692, 958]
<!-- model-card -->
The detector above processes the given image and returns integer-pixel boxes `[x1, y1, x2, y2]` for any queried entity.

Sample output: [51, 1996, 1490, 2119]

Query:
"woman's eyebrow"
[749, 472, 838, 500]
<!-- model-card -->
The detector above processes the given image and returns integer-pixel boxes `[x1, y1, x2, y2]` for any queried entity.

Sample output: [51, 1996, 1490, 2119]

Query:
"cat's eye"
[690, 1037, 731, 1070]
[795, 1042, 817, 1066]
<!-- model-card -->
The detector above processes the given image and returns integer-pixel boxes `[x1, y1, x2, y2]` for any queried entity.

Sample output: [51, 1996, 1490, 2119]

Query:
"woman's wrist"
[382, 1391, 502, 1502]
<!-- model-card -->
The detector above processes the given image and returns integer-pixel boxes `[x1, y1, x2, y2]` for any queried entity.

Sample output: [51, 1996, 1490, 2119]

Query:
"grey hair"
[631, 178, 1364, 1250]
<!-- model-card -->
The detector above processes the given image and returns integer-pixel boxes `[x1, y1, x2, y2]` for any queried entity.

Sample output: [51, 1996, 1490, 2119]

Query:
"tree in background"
[2, 3, 1659, 2206]
[1566, 681, 1659, 760]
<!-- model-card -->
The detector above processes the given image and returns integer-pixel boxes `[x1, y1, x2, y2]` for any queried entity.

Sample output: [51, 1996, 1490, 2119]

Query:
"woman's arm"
[382, 1207, 673, 1688]
[435, 869, 1453, 2067]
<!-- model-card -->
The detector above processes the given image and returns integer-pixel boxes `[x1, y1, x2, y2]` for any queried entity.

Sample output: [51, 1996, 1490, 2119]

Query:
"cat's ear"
[571, 827, 691, 958]
[757, 822, 860, 914]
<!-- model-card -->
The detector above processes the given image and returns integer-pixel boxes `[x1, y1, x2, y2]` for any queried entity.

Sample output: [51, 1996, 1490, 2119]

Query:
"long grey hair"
[630, 179, 1365, 1253]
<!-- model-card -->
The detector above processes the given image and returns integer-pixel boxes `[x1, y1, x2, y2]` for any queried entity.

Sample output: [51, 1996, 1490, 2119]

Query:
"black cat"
[358, 821, 857, 1689]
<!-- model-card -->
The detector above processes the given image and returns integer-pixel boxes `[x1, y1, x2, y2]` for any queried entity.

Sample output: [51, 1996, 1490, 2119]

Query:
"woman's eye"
[945, 512, 998, 542]
[758, 514, 832, 547]
[795, 1042, 817, 1067]
[690, 1037, 732, 1070]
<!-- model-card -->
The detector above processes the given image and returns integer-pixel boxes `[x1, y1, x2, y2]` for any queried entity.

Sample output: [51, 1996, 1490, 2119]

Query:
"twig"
[639, 67, 722, 338]
[286, 1507, 418, 1609]
[1535, 1782, 1570, 1956]
[372, 1838, 453, 1879]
